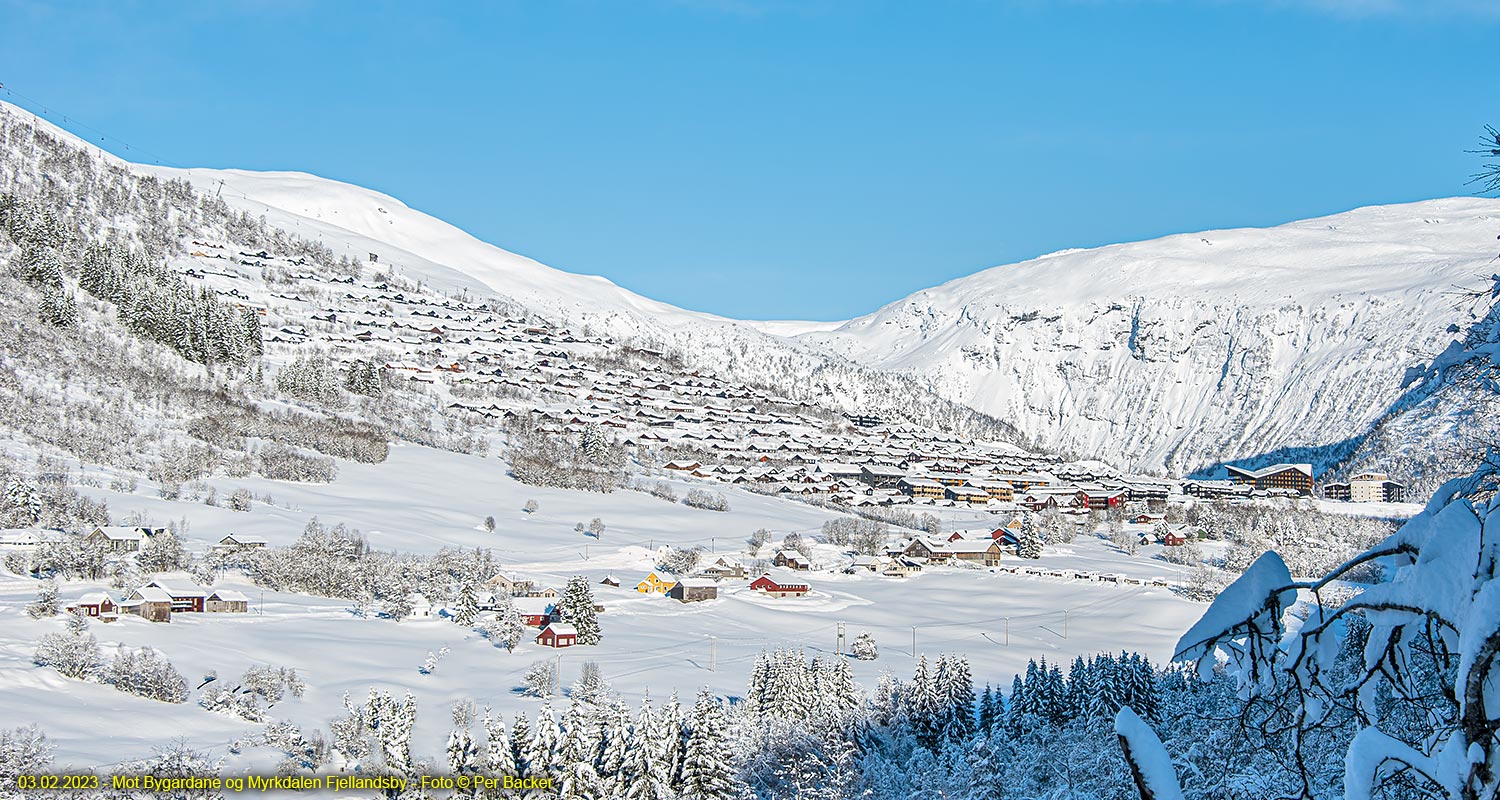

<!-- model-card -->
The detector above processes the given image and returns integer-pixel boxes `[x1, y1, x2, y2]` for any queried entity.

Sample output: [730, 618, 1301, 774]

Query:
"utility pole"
[1003, 617, 1009, 646]
[836, 622, 846, 656]
[554, 654, 562, 697]
[912, 626, 917, 657]
[1064, 609, 1069, 640]
[710, 636, 717, 672]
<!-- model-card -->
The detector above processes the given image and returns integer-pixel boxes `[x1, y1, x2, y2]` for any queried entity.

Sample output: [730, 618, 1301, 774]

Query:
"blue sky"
[2, 1, 1496, 320]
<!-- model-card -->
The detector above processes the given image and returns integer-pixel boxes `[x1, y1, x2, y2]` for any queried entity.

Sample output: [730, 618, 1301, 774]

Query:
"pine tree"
[679, 691, 740, 800]
[482, 709, 515, 779]
[453, 582, 480, 627]
[528, 703, 562, 785]
[556, 576, 601, 645]
[622, 699, 672, 800]
[510, 712, 532, 781]
[447, 702, 481, 777]
[1018, 514, 1044, 559]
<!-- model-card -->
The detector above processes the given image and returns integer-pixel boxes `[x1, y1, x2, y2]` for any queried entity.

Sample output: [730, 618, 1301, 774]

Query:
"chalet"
[668, 579, 719, 603]
[67, 592, 117, 618]
[902, 537, 952, 562]
[144, 573, 208, 613]
[214, 534, 268, 550]
[847, 555, 882, 573]
[205, 589, 250, 613]
[749, 575, 811, 598]
[946, 485, 992, 506]
[664, 460, 702, 472]
[514, 597, 557, 627]
[947, 538, 1005, 566]
[898, 477, 947, 500]
[1161, 528, 1193, 547]
[485, 572, 534, 596]
[636, 572, 677, 594]
[1181, 480, 1252, 500]
[772, 550, 811, 571]
[536, 622, 578, 648]
[883, 558, 923, 578]
[600, 575, 621, 587]
[699, 556, 747, 580]
[1073, 486, 1127, 511]
[1225, 463, 1314, 495]
[121, 587, 173, 622]
[1131, 513, 1164, 525]
[859, 464, 905, 489]
[86, 526, 149, 553]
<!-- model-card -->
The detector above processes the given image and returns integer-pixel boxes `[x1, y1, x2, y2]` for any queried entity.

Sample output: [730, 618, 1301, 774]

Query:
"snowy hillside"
[786, 201, 1500, 475]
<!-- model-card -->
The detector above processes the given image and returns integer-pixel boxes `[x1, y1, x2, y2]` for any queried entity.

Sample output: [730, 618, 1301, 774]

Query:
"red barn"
[749, 575, 810, 598]
[536, 622, 578, 648]
[67, 592, 117, 618]
[1162, 528, 1192, 547]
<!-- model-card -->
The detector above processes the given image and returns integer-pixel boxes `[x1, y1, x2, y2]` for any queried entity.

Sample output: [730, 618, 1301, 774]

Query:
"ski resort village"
[1, 10, 1499, 795]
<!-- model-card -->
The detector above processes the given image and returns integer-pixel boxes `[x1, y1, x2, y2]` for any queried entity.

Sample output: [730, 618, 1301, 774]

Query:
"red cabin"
[536, 623, 578, 648]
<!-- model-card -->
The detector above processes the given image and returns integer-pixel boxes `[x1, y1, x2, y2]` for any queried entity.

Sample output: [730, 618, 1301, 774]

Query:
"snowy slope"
[787, 201, 1500, 474]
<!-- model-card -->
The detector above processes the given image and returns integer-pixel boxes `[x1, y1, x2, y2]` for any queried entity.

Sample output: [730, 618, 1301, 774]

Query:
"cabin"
[1225, 463, 1314, 495]
[749, 575, 811, 598]
[144, 573, 208, 613]
[668, 579, 719, 603]
[85, 526, 149, 553]
[1161, 527, 1193, 547]
[635, 572, 677, 594]
[485, 572, 534, 596]
[121, 587, 173, 622]
[664, 460, 702, 472]
[903, 537, 952, 562]
[67, 592, 117, 618]
[600, 575, 621, 588]
[947, 538, 1005, 566]
[205, 589, 250, 613]
[699, 556, 747, 580]
[214, 534, 267, 550]
[536, 622, 578, 648]
[883, 558, 923, 578]
[772, 550, 810, 571]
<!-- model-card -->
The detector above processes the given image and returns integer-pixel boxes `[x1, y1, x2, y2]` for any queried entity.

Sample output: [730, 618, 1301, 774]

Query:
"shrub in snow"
[648, 481, 678, 503]
[1157, 541, 1203, 566]
[106, 645, 188, 703]
[588, 517, 606, 538]
[747, 528, 771, 553]
[524, 499, 539, 514]
[850, 633, 879, 661]
[33, 627, 102, 680]
[483, 515, 496, 533]
[420, 647, 451, 675]
[0, 725, 53, 781]
[481, 600, 527, 652]
[227, 488, 252, 512]
[683, 489, 729, 512]
[522, 661, 557, 698]
[256, 442, 337, 483]
[657, 546, 702, 577]
[25, 578, 57, 618]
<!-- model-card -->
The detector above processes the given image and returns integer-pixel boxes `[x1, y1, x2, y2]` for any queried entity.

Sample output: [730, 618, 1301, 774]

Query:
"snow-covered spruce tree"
[851, 632, 879, 661]
[556, 575, 601, 645]
[0, 725, 54, 783]
[446, 701, 481, 778]
[1124, 455, 1500, 800]
[1018, 514, 1044, 559]
[453, 581, 480, 627]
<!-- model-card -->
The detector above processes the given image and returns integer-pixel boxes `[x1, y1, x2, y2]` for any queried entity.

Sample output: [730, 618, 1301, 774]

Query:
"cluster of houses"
[65, 572, 250, 623]
[623, 554, 814, 605]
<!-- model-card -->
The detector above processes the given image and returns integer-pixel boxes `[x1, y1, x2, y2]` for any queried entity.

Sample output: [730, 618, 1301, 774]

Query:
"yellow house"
[635, 572, 677, 594]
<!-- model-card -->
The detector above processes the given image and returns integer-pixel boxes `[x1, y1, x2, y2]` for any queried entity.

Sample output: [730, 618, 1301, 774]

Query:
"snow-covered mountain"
[10, 98, 1495, 476]
[783, 201, 1500, 475]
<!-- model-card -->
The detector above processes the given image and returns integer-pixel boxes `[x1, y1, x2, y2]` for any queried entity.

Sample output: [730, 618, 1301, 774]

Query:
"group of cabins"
[66, 572, 250, 623]
[629, 556, 752, 604]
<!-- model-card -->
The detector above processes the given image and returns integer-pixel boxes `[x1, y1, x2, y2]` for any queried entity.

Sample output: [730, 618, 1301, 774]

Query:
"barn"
[668, 579, 718, 603]
[536, 622, 578, 648]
